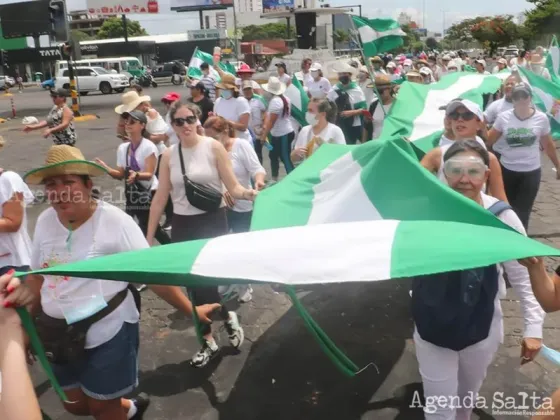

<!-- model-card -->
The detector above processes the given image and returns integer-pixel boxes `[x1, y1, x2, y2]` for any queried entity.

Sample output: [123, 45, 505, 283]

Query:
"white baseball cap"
[445, 99, 483, 121]
[310, 62, 322, 72]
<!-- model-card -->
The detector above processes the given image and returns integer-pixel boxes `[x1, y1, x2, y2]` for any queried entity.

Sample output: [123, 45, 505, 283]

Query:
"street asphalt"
[2, 87, 560, 419]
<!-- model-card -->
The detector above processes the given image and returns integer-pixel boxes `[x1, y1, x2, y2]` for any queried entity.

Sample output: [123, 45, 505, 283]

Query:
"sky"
[0, 0, 535, 36]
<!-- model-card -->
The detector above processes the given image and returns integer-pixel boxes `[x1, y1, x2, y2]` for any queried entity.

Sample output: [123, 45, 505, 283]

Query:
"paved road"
[2, 110, 560, 420]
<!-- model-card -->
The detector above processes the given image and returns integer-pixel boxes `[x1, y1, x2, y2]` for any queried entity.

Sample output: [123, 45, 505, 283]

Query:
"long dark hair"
[278, 94, 289, 117]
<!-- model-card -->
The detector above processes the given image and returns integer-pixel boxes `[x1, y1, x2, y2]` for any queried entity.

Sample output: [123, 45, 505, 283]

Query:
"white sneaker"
[237, 285, 253, 303]
[225, 312, 244, 349]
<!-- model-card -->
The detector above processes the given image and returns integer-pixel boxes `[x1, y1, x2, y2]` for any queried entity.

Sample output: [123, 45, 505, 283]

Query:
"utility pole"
[122, 14, 128, 43]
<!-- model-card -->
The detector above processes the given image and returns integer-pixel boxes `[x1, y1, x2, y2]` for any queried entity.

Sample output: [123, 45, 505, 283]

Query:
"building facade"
[68, 10, 114, 38]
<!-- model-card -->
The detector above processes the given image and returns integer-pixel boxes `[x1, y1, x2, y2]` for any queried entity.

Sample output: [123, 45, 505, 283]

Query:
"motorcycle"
[139, 73, 157, 88]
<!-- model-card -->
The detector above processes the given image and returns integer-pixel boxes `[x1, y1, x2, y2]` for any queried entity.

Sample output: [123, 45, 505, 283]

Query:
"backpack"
[411, 200, 511, 351]
[334, 88, 354, 131]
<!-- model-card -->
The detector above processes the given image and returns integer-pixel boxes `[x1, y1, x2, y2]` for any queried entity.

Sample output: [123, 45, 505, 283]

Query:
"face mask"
[306, 112, 319, 126]
[311, 71, 319, 79]
[338, 75, 350, 85]
[221, 90, 233, 100]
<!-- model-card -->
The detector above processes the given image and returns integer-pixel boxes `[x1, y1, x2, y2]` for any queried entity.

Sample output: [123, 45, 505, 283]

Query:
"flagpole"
[348, 15, 388, 118]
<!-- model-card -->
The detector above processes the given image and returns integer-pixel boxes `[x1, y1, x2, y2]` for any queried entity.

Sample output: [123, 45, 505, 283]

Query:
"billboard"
[170, 0, 232, 11]
[262, 0, 294, 13]
[0, 0, 52, 39]
[86, 0, 160, 14]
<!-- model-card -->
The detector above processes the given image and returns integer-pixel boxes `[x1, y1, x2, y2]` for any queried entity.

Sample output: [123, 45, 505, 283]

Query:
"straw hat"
[24, 145, 107, 185]
[262, 76, 286, 96]
[115, 91, 151, 115]
[331, 61, 358, 76]
[216, 74, 238, 90]
[367, 75, 392, 89]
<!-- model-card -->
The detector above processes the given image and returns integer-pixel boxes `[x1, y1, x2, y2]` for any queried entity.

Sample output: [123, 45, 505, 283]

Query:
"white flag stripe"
[410, 74, 489, 141]
[309, 152, 382, 224]
[551, 46, 560, 78]
[358, 25, 405, 43]
[191, 220, 399, 283]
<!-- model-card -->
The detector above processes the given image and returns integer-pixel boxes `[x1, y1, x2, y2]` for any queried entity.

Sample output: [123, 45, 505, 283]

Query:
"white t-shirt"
[293, 123, 346, 163]
[229, 139, 265, 213]
[0, 171, 33, 268]
[248, 96, 267, 136]
[30, 202, 143, 348]
[268, 96, 294, 137]
[117, 139, 159, 191]
[484, 98, 514, 125]
[371, 100, 393, 140]
[307, 77, 332, 99]
[296, 71, 313, 88]
[214, 97, 252, 142]
[359, 81, 375, 107]
[510, 58, 528, 69]
[277, 73, 291, 85]
[146, 110, 168, 155]
[493, 109, 551, 172]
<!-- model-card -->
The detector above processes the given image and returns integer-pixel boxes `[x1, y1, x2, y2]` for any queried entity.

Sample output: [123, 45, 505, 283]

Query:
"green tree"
[71, 30, 92, 42]
[96, 17, 147, 39]
[241, 23, 295, 41]
[333, 29, 350, 44]
[425, 37, 440, 51]
[523, 0, 560, 40]
[411, 41, 426, 53]
[397, 23, 420, 52]
[469, 15, 519, 55]
[445, 17, 486, 43]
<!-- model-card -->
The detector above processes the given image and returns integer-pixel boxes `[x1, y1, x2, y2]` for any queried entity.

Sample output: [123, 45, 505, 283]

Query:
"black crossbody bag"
[125, 143, 152, 209]
[177, 144, 222, 212]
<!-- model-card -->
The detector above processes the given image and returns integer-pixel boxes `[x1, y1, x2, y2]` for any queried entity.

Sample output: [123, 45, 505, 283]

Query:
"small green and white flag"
[519, 66, 560, 139]
[351, 16, 406, 58]
[546, 35, 560, 83]
[186, 48, 236, 81]
[382, 72, 509, 153]
[284, 74, 309, 127]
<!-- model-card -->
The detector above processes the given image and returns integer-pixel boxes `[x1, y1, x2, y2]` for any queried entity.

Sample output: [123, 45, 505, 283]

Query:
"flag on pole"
[519, 66, 560, 139]
[351, 16, 406, 58]
[382, 72, 509, 153]
[284, 74, 309, 127]
[186, 48, 236, 81]
[546, 35, 560, 83]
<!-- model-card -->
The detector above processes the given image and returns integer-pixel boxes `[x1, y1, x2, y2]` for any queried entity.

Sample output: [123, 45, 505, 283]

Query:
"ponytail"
[279, 94, 289, 117]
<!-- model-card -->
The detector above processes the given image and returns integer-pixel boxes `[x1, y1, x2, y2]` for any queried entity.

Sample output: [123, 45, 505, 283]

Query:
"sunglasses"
[443, 160, 488, 181]
[172, 116, 197, 126]
[448, 111, 476, 121]
[512, 92, 530, 101]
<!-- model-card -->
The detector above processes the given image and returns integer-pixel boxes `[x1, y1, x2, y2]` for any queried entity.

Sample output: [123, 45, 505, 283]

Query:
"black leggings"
[126, 204, 171, 245]
[172, 209, 230, 335]
[253, 137, 263, 164]
[270, 132, 295, 178]
[500, 165, 541, 230]
[342, 125, 363, 145]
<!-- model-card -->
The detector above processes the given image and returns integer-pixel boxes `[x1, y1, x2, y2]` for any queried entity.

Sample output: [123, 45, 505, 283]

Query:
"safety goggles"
[448, 111, 476, 121]
[172, 116, 197, 126]
[443, 157, 488, 181]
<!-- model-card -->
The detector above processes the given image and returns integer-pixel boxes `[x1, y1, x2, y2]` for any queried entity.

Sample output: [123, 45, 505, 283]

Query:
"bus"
[56, 57, 145, 79]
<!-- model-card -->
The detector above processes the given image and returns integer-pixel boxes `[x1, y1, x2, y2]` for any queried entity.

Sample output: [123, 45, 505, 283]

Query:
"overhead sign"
[38, 48, 61, 58]
[262, 0, 294, 13]
[187, 29, 225, 40]
[170, 0, 232, 11]
[86, 0, 160, 14]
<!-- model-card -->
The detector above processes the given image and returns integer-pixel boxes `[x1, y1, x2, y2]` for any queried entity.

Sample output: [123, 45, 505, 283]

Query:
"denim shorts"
[51, 321, 140, 400]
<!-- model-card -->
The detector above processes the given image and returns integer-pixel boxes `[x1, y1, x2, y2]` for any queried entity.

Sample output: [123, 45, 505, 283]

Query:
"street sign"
[187, 29, 225, 40]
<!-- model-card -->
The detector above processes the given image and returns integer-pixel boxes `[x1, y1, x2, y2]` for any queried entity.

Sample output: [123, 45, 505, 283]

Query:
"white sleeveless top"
[146, 109, 169, 155]
[169, 136, 225, 216]
[437, 136, 487, 183]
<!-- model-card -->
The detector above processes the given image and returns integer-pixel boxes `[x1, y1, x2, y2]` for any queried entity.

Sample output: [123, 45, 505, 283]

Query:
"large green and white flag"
[519, 66, 560, 139]
[382, 72, 509, 153]
[351, 16, 406, 58]
[284, 74, 309, 127]
[187, 48, 236, 81]
[546, 35, 560, 83]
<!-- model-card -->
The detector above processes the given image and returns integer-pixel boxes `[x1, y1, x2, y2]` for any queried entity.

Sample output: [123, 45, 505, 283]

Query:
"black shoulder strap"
[488, 200, 512, 217]
[177, 143, 187, 179]
[126, 143, 130, 167]
[370, 99, 379, 114]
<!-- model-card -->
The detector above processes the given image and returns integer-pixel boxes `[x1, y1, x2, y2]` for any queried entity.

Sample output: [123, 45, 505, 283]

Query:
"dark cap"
[200, 62, 209, 70]
[275, 62, 287, 70]
[190, 81, 206, 92]
[122, 110, 147, 124]
[50, 87, 69, 97]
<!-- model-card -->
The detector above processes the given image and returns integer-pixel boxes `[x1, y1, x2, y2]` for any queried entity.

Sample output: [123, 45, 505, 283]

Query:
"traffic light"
[59, 42, 72, 60]
[0, 50, 9, 68]
[49, 0, 68, 42]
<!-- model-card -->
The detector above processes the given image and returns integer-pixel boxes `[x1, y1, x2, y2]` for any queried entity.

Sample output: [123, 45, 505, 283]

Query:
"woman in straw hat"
[23, 88, 77, 146]
[214, 73, 252, 143]
[115, 90, 151, 141]
[4, 144, 220, 420]
[363, 75, 395, 141]
[260, 75, 295, 180]
[0, 137, 34, 276]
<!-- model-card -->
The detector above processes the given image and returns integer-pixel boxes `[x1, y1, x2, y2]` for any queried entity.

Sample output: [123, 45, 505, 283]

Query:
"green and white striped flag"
[382, 72, 509, 153]
[284, 74, 309, 127]
[31, 141, 560, 285]
[519, 66, 560, 139]
[186, 48, 236, 81]
[351, 16, 406, 58]
[546, 35, 560, 83]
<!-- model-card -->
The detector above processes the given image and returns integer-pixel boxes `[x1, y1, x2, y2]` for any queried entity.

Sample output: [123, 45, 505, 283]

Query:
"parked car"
[55, 66, 129, 95]
[41, 78, 55, 89]
[151, 61, 186, 86]
[0, 76, 16, 90]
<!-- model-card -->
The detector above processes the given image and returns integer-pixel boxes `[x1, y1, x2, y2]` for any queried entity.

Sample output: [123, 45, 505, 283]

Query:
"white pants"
[413, 315, 502, 420]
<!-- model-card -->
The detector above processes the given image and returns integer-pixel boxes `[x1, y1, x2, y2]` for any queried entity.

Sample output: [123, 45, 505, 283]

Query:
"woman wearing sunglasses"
[414, 139, 543, 420]
[421, 99, 508, 202]
[147, 102, 257, 368]
[487, 83, 560, 230]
